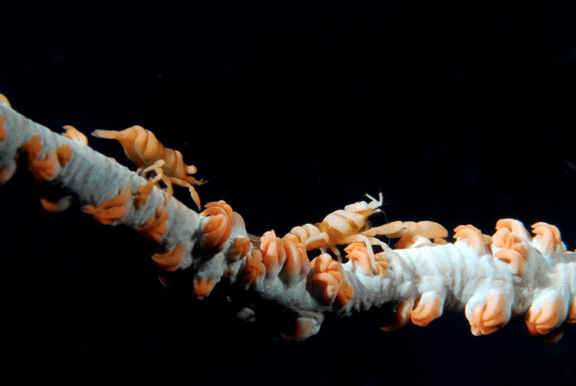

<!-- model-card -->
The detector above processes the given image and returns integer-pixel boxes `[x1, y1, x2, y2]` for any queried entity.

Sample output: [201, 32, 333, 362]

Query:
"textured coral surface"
[3, 1, 576, 385]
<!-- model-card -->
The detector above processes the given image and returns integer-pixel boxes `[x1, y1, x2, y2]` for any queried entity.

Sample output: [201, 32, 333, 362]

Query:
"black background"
[2, 1, 576, 385]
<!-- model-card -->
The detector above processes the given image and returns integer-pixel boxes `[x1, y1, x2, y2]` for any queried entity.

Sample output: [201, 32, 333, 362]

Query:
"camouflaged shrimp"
[285, 193, 449, 262]
[92, 125, 204, 208]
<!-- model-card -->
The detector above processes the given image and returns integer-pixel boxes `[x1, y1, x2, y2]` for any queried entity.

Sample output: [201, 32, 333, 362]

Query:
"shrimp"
[286, 193, 448, 262]
[92, 125, 204, 208]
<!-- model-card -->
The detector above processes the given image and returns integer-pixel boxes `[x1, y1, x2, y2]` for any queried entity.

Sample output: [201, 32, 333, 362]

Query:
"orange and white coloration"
[286, 193, 448, 267]
[286, 194, 385, 258]
[2, 93, 576, 343]
[62, 125, 88, 145]
[92, 125, 204, 209]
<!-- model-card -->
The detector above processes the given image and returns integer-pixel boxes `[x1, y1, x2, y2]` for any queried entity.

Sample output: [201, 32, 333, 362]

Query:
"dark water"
[1, 1, 576, 385]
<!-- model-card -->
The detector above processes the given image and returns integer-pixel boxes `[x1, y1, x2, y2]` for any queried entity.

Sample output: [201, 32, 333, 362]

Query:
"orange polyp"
[312, 272, 341, 305]
[81, 189, 132, 225]
[374, 255, 388, 278]
[0, 94, 11, 107]
[494, 248, 525, 277]
[526, 297, 562, 336]
[482, 294, 508, 325]
[23, 135, 43, 160]
[201, 214, 231, 251]
[262, 241, 286, 276]
[201, 200, 235, 225]
[469, 294, 509, 336]
[491, 227, 507, 247]
[532, 222, 563, 254]
[257, 232, 310, 284]
[454, 224, 486, 255]
[139, 205, 169, 242]
[280, 238, 310, 284]
[228, 237, 251, 262]
[56, 144, 72, 166]
[28, 152, 59, 182]
[152, 242, 186, 272]
[344, 241, 388, 278]
[62, 125, 88, 145]
[491, 225, 529, 277]
[135, 180, 154, 210]
[470, 305, 491, 336]
[193, 278, 216, 299]
[308, 253, 351, 306]
[411, 293, 443, 326]
[493, 227, 519, 251]
[260, 231, 287, 278]
[336, 280, 354, 307]
[312, 253, 340, 274]
[242, 248, 266, 288]
[344, 243, 373, 275]
[40, 197, 62, 212]
[259, 230, 278, 251]
[23, 136, 60, 182]
[380, 300, 414, 332]
[280, 317, 321, 341]
[327, 270, 344, 285]
[40, 196, 73, 213]
[496, 218, 531, 239]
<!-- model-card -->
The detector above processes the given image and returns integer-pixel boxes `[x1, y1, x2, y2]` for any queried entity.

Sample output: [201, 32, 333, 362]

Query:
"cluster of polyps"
[2, 93, 576, 343]
[382, 218, 576, 343]
[193, 192, 576, 342]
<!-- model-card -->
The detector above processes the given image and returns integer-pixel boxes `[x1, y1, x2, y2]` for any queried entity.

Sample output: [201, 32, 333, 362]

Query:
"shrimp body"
[286, 194, 385, 260]
[286, 193, 448, 262]
[92, 126, 203, 207]
[317, 199, 382, 244]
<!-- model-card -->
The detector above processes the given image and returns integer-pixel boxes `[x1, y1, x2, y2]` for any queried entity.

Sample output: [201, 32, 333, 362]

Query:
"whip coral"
[1, 94, 576, 346]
